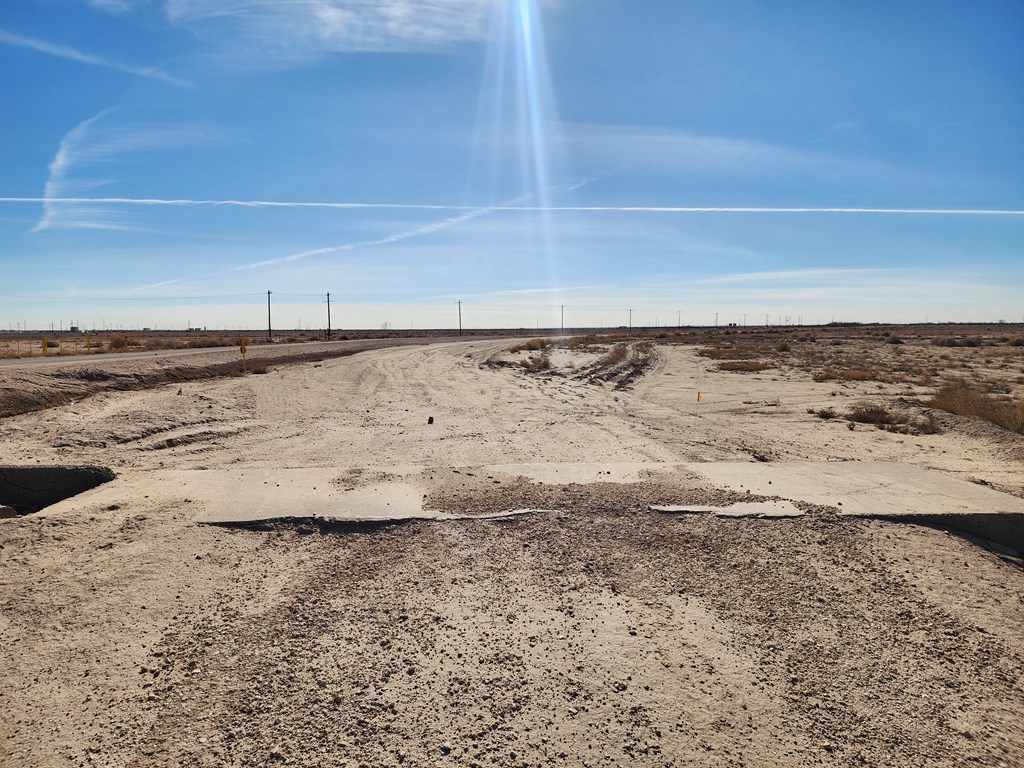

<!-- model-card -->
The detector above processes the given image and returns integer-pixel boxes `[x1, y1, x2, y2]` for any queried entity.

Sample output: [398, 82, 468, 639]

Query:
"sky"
[1, 0, 1022, 331]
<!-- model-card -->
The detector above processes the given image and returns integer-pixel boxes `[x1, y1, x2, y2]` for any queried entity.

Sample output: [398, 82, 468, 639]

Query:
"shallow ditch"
[0, 465, 115, 516]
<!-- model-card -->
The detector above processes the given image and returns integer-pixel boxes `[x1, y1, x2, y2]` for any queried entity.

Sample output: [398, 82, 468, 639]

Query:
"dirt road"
[1, 339, 1022, 767]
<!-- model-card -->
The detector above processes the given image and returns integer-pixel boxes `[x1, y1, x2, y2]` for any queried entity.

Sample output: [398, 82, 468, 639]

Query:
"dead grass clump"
[521, 354, 551, 371]
[813, 368, 878, 382]
[934, 337, 982, 348]
[604, 343, 629, 366]
[698, 346, 759, 361]
[567, 334, 597, 347]
[566, 334, 603, 352]
[847, 403, 898, 426]
[719, 361, 771, 372]
[510, 338, 553, 353]
[108, 334, 129, 350]
[929, 381, 1024, 435]
[808, 407, 837, 419]
[844, 403, 941, 435]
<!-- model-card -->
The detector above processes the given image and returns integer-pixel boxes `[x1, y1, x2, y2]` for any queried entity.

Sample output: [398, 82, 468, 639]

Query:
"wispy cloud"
[0, 28, 183, 85]
[161, 0, 493, 64]
[33, 111, 226, 231]
[86, 0, 143, 13]
[559, 123, 917, 187]
[233, 208, 494, 270]
[4, 196, 1021, 216]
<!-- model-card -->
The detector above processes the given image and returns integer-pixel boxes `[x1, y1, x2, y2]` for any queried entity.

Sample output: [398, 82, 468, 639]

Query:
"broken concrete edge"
[197, 508, 557, 530]
[651, 503, 1023, 557]
[650, 501, 805, 519]
[0, 465, 117, 516]
[866, 513, 1024, 559]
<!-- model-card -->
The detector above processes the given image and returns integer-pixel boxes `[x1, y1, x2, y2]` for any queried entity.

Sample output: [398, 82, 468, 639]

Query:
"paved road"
[0, 334, 501, 369]
[0, 338, 409, 368]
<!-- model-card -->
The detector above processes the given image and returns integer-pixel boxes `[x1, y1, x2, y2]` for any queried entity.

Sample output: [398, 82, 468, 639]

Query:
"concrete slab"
[681, 461, 1024, 517]
[174, 468, 561, 524]
[487, 462, 683, 485]
[682, 461, 1024, 553]
[14, 461, 1019, 554]
[651, 500, 804, 518]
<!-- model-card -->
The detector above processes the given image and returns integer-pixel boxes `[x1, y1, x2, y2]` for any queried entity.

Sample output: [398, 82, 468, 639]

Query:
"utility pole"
[677, 310, 681, 328]
[457, 300, 462, 336]
[715, 312, 719, 327]
[766, 314, 769, 327]
[743, 314, 747, 326]
[628, 309, 633, 331]
[326, 292, 332, 340]
[267, 290, 272, 341]
[560, 305, 565, 334]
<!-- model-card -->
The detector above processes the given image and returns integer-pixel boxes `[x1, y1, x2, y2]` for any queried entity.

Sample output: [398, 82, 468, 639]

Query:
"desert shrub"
[847, 403, 897, 426]
[844, 403, 938, 434]
[777, 342, 791, 352]
[510, 338, 552, 353]
[720, 361, 771, 372]
[566, 334, 600, 351]
[939, 337, 983, 348]
[813, 368, 878, 382]
[808, 407, 837, 419]
[521, 354, 551, 371]
[108, 334, 128, 350]
[886, 337, 904, 345]
[929, 380, 1024, 435]
[1011, 338, 1024, 347]
[698, 346, 759, 361]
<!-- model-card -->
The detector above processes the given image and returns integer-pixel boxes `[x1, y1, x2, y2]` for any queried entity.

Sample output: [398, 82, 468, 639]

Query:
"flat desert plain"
[1, 328, 1022, 768]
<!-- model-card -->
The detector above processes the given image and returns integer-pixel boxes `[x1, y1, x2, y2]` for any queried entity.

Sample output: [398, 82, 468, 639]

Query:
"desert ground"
[1, 326, 1022, 767]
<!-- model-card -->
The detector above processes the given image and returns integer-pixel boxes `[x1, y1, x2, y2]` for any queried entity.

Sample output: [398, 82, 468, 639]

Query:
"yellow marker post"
[239, 338, 247, 373]
[42, 336, 48, 355]
[697, 391, 702, 402]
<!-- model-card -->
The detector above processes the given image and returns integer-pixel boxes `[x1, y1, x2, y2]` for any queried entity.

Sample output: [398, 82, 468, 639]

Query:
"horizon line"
[1, 197, 1023, 215]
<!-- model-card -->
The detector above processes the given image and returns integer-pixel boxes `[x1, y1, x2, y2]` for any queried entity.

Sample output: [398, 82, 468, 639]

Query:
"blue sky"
[1, 0, 1022, 330]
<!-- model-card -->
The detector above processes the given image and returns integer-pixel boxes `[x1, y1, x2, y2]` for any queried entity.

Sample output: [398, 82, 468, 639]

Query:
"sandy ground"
[1, 339, 1022, 767]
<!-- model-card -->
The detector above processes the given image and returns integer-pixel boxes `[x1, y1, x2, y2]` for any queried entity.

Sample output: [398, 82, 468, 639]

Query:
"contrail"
[0, 30, 183, 86]
[0, 197, 1022, 215]
[233, 208, 492, 271]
